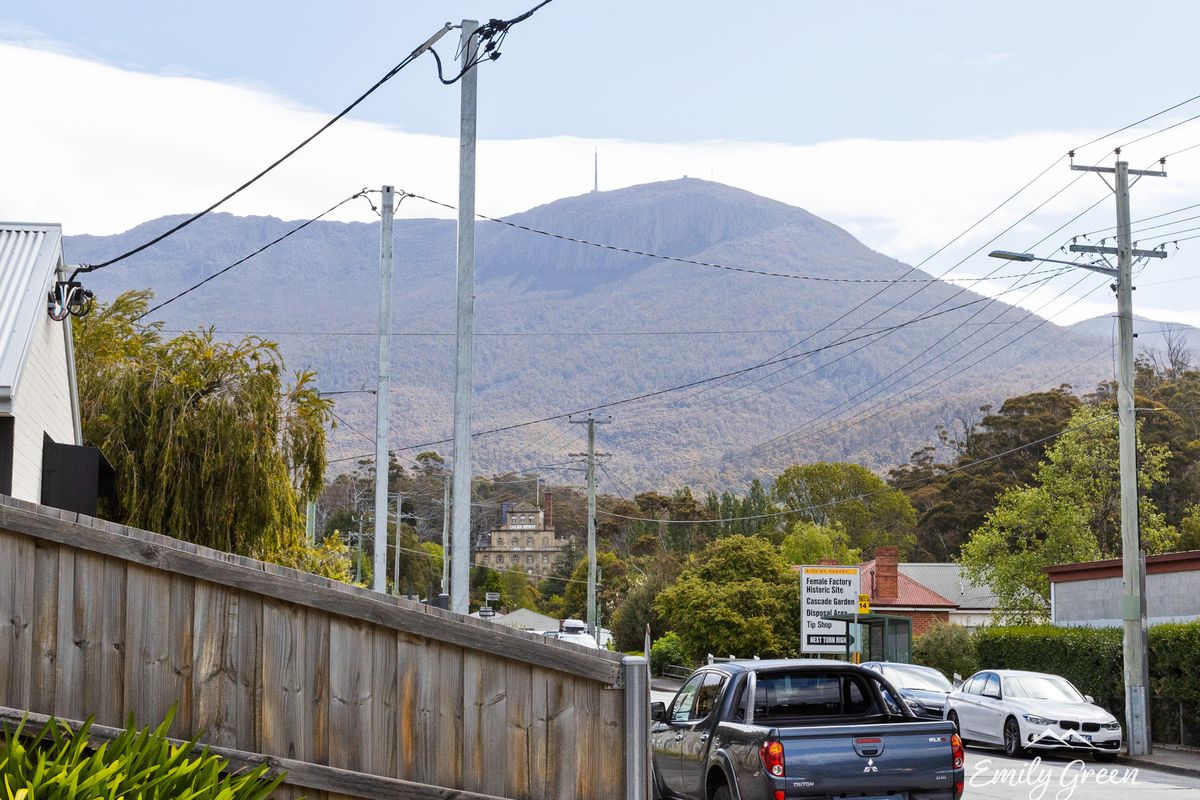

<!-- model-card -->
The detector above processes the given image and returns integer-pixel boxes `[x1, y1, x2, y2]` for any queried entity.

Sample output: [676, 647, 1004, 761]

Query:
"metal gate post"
[623, 655, 650, 800]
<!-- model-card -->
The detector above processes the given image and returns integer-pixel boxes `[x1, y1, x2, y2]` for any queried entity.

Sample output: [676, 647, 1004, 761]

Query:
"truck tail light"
[951, 732, 965, 798]
[759, 739, 785, 778]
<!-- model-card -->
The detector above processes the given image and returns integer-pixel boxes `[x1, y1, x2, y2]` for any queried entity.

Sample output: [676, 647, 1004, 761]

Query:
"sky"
[3, 1, 1200, 328]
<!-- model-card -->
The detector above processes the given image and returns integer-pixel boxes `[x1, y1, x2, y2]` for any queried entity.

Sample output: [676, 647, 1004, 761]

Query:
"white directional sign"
[485, 592, 501, 602]
[800, 566, 860, 654]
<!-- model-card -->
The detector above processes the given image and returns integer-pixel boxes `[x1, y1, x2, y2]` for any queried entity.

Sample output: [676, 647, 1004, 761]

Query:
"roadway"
[650, 683, 1200, 798]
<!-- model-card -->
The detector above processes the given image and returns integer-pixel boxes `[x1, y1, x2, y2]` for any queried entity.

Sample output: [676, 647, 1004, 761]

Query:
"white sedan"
[944, 669, 1122, 761]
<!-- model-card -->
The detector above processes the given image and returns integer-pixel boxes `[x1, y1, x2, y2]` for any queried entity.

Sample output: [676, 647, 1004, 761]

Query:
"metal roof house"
[0, 222, 107, 512]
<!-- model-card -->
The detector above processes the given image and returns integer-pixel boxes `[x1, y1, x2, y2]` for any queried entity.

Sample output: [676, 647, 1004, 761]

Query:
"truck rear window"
[737, 672, 878, 720]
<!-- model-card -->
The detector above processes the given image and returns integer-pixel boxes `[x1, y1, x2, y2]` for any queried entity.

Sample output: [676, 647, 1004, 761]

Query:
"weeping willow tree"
[75, 290, 333, 559]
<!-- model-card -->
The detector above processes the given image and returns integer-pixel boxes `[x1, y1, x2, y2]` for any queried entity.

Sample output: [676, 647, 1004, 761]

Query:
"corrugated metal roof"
[898, 563, 999, 610]
[858, 559, 958, 608]
[0, 223, 65, 404]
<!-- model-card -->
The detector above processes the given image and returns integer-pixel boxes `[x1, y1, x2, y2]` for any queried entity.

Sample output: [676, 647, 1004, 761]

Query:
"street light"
[988, 161, 1164, 756]
[988, 250, 1117, 277]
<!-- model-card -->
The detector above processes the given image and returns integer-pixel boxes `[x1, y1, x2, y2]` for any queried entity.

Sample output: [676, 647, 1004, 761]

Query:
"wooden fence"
[0, 496, 649, 799]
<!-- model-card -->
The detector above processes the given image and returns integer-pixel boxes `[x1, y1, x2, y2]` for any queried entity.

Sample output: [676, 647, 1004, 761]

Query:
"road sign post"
[800, 566, 860, 654]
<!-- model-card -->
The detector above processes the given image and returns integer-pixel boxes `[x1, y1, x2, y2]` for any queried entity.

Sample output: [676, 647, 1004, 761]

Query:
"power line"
[74, 1, 556, 276]
[155, 320, 1051, 338]
[398, 190, 1069, 286]
[76, 27, 453, 275]
[1072, 92, 1200, 153]
[136, 190, 374, 320]
[597, 411, 1116, 524]
[330, 292, 1025, 462]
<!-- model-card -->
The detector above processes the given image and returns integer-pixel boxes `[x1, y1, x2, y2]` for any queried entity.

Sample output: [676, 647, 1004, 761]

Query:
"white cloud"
[3, 40, 1199, 326]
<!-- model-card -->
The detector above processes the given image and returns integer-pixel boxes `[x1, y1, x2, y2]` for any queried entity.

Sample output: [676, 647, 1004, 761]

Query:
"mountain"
[65, 179, 1113, 489]
[1069, 314, 1199, 361]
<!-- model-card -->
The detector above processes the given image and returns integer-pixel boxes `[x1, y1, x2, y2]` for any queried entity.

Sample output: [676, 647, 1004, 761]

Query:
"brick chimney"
[875, 547, 899, 601]
[544, 492, 553, 530]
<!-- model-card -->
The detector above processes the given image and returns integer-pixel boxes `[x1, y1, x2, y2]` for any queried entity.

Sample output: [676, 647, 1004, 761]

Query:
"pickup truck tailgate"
[777, 720, 959, 797]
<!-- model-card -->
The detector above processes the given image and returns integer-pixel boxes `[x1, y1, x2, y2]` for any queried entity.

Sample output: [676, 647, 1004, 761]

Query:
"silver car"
[944, 669, 1121, 761]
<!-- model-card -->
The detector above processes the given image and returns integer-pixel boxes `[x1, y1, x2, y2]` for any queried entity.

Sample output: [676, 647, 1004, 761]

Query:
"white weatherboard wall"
[10, 310, 77, 501]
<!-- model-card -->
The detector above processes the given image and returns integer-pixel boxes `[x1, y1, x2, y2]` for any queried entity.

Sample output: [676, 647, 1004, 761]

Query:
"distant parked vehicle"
[944, 670, 1121, 761]
[860, 661, 953, 720]
[542, 619, 599, 649]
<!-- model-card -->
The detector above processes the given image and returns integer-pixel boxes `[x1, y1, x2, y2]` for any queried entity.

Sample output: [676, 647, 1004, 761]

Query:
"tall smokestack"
[544, 492, 553, 530]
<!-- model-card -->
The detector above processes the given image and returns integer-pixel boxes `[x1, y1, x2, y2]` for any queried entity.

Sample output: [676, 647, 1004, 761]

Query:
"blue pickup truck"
[651, 659, 964, 800]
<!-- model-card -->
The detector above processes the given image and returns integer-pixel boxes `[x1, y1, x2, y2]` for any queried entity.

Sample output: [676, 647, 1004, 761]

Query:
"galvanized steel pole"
[371, 186, 394, 594]
[586, 415, 597, 638]
[441, 472, 451, 595]
[450, 20, 480, 614]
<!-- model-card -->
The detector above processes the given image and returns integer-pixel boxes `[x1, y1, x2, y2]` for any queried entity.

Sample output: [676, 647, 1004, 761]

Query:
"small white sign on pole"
[800, 566, 860, 654]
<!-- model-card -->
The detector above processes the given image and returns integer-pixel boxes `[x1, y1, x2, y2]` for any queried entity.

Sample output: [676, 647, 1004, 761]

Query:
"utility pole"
[392, 493, 402, 597]
[1069, 156, 1166, 756]
[441, 471, 451, 597]
[570, 413, 609, 639]
[372, 186, 395, 594]
[356, 513, 364, 583]
[450, 20, 480, 614]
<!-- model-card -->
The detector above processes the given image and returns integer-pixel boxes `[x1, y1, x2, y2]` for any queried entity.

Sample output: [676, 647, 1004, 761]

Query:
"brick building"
[858, 547, 958, 637]
[473, 497, 567, 575]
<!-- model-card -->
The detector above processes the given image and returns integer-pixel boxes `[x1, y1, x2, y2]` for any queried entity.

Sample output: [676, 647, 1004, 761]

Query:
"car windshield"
[881, 665, 952, 692]
[1002, 675, 1084, 702]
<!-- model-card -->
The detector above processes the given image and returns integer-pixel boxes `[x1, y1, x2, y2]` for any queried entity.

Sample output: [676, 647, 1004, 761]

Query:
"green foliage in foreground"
[0, 713, 285, 800]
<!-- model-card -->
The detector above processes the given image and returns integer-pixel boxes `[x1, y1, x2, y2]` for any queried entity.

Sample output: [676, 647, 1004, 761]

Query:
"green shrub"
[1149, 622, 1200, 705]
[912, 622, 978, 681]
[0, 712, 285, 799]
[650, 632, 688, 677]
[973, 625, 1124, 709]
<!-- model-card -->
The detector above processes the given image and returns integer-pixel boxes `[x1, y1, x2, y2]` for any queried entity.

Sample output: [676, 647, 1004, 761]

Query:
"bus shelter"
[825, 612, 913, 664]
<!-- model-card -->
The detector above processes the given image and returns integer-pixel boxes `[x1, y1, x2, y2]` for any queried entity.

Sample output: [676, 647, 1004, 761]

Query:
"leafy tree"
[655, 535, 800, 661]
[773, 462, 916, 558]
[562, 550, 629, 621]
[610, 553, 680, 651]
[779, 519, 861, 565]
[75, 291, 342, 574]
[961, 405, 1179, 621]
[890, 387, 1082, 560]
[1179, 505, 1200, 551]
[912, 622, 978, 681]
[501, 567, 539, 610]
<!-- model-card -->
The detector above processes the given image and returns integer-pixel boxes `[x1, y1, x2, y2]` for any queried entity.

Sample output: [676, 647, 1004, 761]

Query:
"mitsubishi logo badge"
[863, 758, 878, 773]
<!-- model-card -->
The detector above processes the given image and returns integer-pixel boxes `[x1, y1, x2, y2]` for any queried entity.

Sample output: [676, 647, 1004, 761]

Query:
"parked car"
[944, 669, 1121, 761]
[651, 659, 964, 799]
[860, 661, 953, 720]
[541, 619, 599, 648]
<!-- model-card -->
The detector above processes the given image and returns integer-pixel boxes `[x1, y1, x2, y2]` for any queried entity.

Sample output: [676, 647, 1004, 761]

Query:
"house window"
[526, 554, 533, 564]
[526, 536, 533, 546]
[496, 536, 504, 547]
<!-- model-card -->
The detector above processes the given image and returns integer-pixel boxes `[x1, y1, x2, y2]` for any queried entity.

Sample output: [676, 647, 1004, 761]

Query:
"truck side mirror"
[651, 701, 667, 722]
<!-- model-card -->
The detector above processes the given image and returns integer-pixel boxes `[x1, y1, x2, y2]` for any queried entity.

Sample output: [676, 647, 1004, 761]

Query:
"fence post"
[623, 656, 650, 800]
